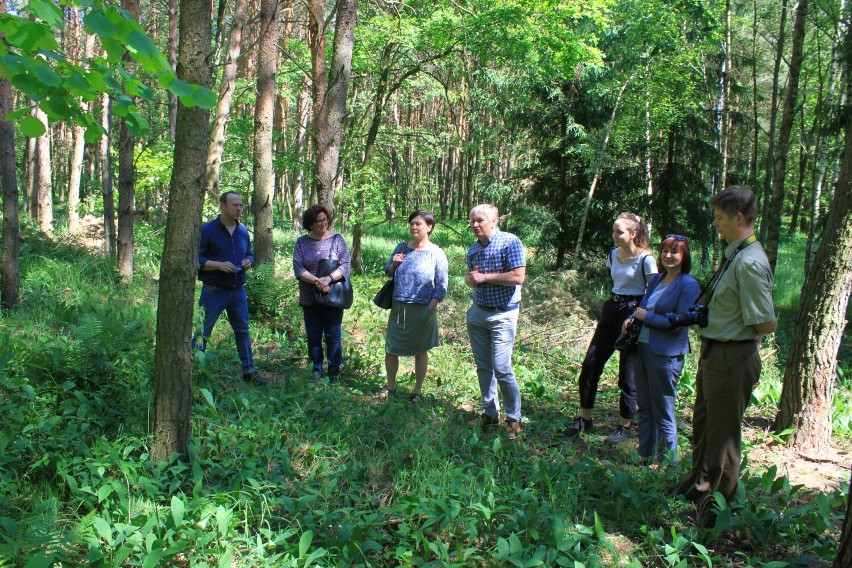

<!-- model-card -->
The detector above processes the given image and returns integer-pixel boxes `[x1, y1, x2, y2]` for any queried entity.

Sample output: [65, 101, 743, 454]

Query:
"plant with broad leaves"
[0, 0, 215, 140]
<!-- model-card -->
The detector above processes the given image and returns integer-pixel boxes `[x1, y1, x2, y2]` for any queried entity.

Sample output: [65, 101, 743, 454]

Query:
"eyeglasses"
[315, 217, 329, 224]
[665, 234, 686, 241]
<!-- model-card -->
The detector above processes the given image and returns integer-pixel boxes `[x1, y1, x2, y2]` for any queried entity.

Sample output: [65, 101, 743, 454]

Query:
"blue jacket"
[638, 272, 701, 357]
[198, 216, 254, 289]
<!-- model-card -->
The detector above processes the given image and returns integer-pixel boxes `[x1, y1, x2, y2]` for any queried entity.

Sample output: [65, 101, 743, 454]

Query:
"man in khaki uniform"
[677, 186, 776, 506]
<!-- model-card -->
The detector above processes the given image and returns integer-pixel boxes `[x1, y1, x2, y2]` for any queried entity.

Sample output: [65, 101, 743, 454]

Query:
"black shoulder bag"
[314, 234, 354, 309]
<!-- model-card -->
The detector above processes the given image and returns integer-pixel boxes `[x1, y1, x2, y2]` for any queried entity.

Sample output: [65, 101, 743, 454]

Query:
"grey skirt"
[385, 301, 439, 356]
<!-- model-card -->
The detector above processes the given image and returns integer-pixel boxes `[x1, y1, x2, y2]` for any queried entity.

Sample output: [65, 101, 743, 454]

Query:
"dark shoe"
[504, 418, 522, 440]
[564, 417, 593, 437]
[408, 393, 421, 404]
[243, 371, 267, 386]
[376, 387, 396, 399]
[328, 375, 338, 385]
[605, 425, 630, 444]
[469, 413, 500, 429]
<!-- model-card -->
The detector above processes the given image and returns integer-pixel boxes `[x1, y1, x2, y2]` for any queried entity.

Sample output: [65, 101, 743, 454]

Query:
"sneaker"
[242, 371, 267, 387]
[468, 413, 500, 429]
[605, 425, 630, 444]
[504, 418, 522, 440]
[564, 417, 593, 437]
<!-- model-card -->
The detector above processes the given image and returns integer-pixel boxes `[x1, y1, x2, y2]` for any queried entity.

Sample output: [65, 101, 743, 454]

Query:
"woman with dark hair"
[378, 210, 449, 403]
[630, 234, 700, 466]
[293, 205, 351, 385]
[565, 212, 657, 443]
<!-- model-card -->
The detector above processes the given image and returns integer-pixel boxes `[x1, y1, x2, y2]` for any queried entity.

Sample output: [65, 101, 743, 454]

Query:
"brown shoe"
[504, 418, 522, 440]
[468, 413, 500, 429]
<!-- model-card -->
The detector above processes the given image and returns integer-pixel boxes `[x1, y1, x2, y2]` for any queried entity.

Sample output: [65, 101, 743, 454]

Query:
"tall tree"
[774, 6, 852, 452]
[310, 0, 356, 208]
[251, 0, 278, 265]
[205, 0, 248, 199]
[100, 92, 116, 255]
[765, 0, 809, 271]
[117, 0, 140, 281]
[34, 106, 52, 233]
[152, 0, 213, 462]
[0, 0, 19, 309]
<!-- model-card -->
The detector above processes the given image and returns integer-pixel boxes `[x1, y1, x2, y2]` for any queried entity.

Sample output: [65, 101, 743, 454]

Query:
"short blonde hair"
[469, 203, 498, 222]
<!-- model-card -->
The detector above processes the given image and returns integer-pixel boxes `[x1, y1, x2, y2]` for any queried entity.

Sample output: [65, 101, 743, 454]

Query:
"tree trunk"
[205, 0, 248, 200]
[311, 0, 356, 208]
[168, 0, 178, 140]
[152, 0, 212, 462]
[774, 9, 852, 451]
[34, 106, 53, 234]
[572, 72, 636, 268]
[0, 0, 19, 308]
[293, 77, 309, 230]
[100, 92, 116, 255]
[765, 0, 808, 272]
[25, 126, 36, 220]
[251, 0, 278, 266]
[117, 0, 139, 282]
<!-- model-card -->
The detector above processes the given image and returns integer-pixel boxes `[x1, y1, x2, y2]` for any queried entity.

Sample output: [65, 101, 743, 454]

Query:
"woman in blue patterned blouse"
[378, 210, 449, 403]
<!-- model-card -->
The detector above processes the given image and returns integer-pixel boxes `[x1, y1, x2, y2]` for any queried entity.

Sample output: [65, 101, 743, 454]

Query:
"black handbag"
[614, 317, 643, 356]
[372, 279, 394, 309]
[313, 236, 354, 309]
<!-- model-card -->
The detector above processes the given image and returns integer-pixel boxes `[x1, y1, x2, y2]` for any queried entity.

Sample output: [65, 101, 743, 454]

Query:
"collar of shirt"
[724, 234, 754, 259]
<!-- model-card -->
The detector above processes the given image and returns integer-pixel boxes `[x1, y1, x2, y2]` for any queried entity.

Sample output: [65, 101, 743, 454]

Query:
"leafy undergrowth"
[0, 221, 848, 566]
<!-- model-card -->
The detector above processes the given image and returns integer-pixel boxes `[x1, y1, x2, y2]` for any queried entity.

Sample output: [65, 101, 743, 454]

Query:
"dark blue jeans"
[195, 285, 254, 373]
[301, 304, 344, 378]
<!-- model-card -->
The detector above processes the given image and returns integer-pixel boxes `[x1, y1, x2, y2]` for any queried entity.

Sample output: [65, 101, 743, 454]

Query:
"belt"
[611, 294, 643, 302]
[476, 303, 519, 312]
[703, 338, 756, 345]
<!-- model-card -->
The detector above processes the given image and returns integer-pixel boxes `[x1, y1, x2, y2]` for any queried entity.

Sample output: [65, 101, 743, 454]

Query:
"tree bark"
[311, 0, 356, 208]
[760, 0, 788, 241]
[293, 77, 309, 230]
[118, 0, 140, 282]
[168, 0, 178, 140]
[205, 0, 248, 200]
[100, 92, 116, 255]
[774, 8, 852, 451]
[34, 106, 52, 234]
[152, 0, 212, 462]
[764, 0, 808, 272]
[251, 0, 278, 266]
[0, 0, 19, 308]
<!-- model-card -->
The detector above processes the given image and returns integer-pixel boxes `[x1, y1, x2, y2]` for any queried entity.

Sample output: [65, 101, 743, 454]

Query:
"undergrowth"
[0, 220, 848, 566]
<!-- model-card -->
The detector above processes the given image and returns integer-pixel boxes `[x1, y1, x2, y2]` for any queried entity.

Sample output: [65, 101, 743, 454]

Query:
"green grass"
[0, 219, 848, 566]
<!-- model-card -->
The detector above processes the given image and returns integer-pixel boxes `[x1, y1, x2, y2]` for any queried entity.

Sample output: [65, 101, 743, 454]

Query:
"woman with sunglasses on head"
[293, 204, 351, 386]
[629, 234, 700, 467]
[566, 212, 657, 443]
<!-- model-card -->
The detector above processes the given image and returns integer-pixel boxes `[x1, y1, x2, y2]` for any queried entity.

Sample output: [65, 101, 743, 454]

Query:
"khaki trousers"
[677, 339, 761, 502]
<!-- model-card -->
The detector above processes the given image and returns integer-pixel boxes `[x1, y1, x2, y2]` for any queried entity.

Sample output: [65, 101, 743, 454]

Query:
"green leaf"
[192, 85, 217, 110]
[26, 0, 63, 28]
[4, 106, 30, 121]
[200, 388, 215, 409]
[6, 20, 58, 52]
[33, 64, 60, 87]
[92, 517, 112, 544]
[299, 530, 313, 557]
[11, 74, 47, 100]
[85, 70, 108, 93]
[216, 552, 233, 568]
[83, 11, 116, 36]
[303, 548, 327, 567]
[215, 506, 230, 537]
[166, 78, 193, 98]
[45, 95, 75, 121]
[101, 36, 127, 63]
[127, 30, 159, 57]
[141, 548, 164, 568]
[23, 552, 55, 568]
[508, 533, 523, 554]
[0, 54, 27, 75]
[170, 495, 185, 526]
[21, 382, 38, 398]
[84, 123, 105, 144]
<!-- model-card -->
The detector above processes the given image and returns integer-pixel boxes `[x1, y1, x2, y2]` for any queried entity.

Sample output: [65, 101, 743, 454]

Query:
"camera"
[666, 304, 708, 329]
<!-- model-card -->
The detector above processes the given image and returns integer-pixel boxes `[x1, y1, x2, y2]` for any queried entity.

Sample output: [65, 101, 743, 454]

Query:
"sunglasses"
[665, 234, 687, 241]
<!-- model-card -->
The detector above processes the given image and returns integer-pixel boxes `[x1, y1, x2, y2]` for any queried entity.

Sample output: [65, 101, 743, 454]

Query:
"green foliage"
[0, 0, 215, 139]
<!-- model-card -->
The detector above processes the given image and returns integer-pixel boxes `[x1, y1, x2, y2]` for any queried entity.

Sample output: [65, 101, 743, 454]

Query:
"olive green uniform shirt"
[702, 236, 775, 342]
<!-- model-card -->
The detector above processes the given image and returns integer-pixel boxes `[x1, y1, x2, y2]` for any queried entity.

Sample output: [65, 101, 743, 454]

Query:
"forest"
[1, 0, 852, 565]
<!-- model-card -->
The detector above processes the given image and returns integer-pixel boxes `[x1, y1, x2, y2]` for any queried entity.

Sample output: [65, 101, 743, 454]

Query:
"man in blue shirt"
[465, 203, 526, 439]
[196, 191, 266, 386]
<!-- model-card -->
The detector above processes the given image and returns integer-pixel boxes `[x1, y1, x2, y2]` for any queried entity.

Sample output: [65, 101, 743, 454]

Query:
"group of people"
[195, 185, 776, 505]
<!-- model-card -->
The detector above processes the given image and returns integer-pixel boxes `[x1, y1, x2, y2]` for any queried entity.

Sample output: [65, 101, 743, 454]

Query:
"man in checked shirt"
[464, 204, 527, 440]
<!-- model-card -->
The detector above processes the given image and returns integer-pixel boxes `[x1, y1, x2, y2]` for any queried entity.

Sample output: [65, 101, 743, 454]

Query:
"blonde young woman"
[565, 212, 657, 443]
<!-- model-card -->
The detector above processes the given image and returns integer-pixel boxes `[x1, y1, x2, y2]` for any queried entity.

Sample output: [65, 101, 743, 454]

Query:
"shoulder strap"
[640, 253, 649, 283]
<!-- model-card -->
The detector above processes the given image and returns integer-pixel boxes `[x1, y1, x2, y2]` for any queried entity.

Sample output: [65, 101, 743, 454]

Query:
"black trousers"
[577, 298, 638, 420]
